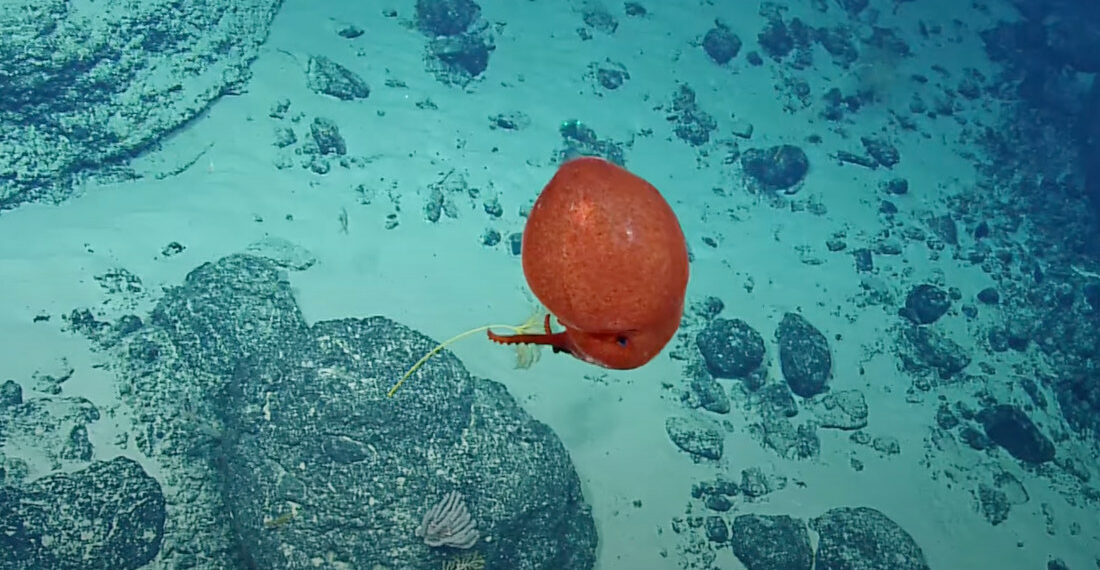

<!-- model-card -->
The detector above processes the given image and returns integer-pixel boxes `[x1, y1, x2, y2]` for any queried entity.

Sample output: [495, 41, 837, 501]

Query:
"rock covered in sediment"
[0, 0, 283, 209]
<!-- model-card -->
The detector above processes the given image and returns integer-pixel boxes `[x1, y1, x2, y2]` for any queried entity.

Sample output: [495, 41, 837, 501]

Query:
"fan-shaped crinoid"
[441, 551, 485, 570]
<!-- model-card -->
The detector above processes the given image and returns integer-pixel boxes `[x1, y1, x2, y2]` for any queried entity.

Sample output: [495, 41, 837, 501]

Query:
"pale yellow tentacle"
[387, 310, 547, 397]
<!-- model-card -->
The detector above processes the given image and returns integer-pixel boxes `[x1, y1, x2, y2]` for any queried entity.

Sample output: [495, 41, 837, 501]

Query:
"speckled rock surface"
[0, 0, 283, 209]
[71, 254, 597, 569]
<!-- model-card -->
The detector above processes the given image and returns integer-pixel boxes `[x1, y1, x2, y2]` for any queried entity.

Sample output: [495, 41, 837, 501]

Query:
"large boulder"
[0, 0, 283, 209]
[0, 457, 166, 569]
[978, 404, 1056, 464]
[730, 514, 812, 570]
[76, 254, 598, 569]
[810, 507, 929, 570]
[776, 313, 831, 398]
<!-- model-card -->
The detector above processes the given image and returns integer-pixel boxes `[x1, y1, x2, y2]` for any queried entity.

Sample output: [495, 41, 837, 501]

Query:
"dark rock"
[716, 477, 741, 496]
[901, 284, 951, 325]
[909, 93, 927, 114]
[689, 375, 731, 414]
[821, 86, 863, 120]
[954, 402, 977, 421]
[581, 6, 618, 34]
[899, 325, 971, 380]
[812, 390, 868, 430]
[704, 515, 730, 542]
[977, 483, 1010, 525]
[0, 396, 101, 480]
[488, 112, 530, 130]
[987, 327, 1010, 352]
[976, 287, 1000, 304]
[973, 220, 990, 239]
[337, 24, 364, 39]
[160, 241, 186, 258]
[703, 21, 742, 64]
[1087, 76, 1100, 221]
[0, 0, 282, 209]
[815, 26, 858, 67]
[936, 403, 959, 429]
[692, 478, 739, 500]
[740, 467, 781, 498]
[669, 84, 717, 146]
[273, 126, 297, 148]
[89, 254, 598, 569]
[481, 228, 501, 246]
[837, 0, 869, 15]
[794, 423, 821, 458]
[1020, 377, 1048, 410]
[310, 117, 346, 155]
[959, 425, 991, 450]
[1002, 316, 1033, 351]
[872, 435, 900, 455]
[95, 268, 143, 295]
[811, 507, 929, 570]
[776, 313, 831, 398]
[742, 369, 767, 392]
[666, 415, 724, 460]
[852, 248, 873, 272]
[957, 75, 982, 99]
[482, 197, 503, 218]
[692, 296, 725, 320]
[696, 318, 766, 379]
[0, 380, 21, 408]
[884, 177, 909, 195]
[715, 478, 742, 499]
[757, 383, 798, 418]
[861, 136, 900, 167]
[866, 26, 911, 57]
[0, 457, 166, 569]
[427, 31, 495, 85]
[306, 55, 370, 100]
[148, 256, 309, 378]
[415, 0, 480, 37]
[836, 150, 878, 169]
[926, 214, 959, 245]
[757, 411, 820, 460]
[114, 314, 144, 336]
[269, 98, 291, 119]
[1083, 282, 1100, 310]
[60, 424, 93, 461]
[559, 120, 626, 166]
[624, 2, 647, 17]
[594, 61, 630, 90]
[978, 404, 1056, 464]
[742, 145, 809, 192]
[729, 514, 812, 570]
[783, 17, 813, 68]
[704, 494, 733, 512]
[992, 470, 1030, 505]
[758, 19, 794, 60]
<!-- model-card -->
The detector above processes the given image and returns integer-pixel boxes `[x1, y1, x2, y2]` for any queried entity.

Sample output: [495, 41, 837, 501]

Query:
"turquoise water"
[1, 0, 1099, 569]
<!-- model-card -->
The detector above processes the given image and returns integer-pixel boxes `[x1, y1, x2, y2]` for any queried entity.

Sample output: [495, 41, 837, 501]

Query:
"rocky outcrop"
[0, 0, 283, 209]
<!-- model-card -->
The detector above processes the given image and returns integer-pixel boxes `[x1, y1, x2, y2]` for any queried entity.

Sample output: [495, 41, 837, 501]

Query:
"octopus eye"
[616, 335, 629, 347]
